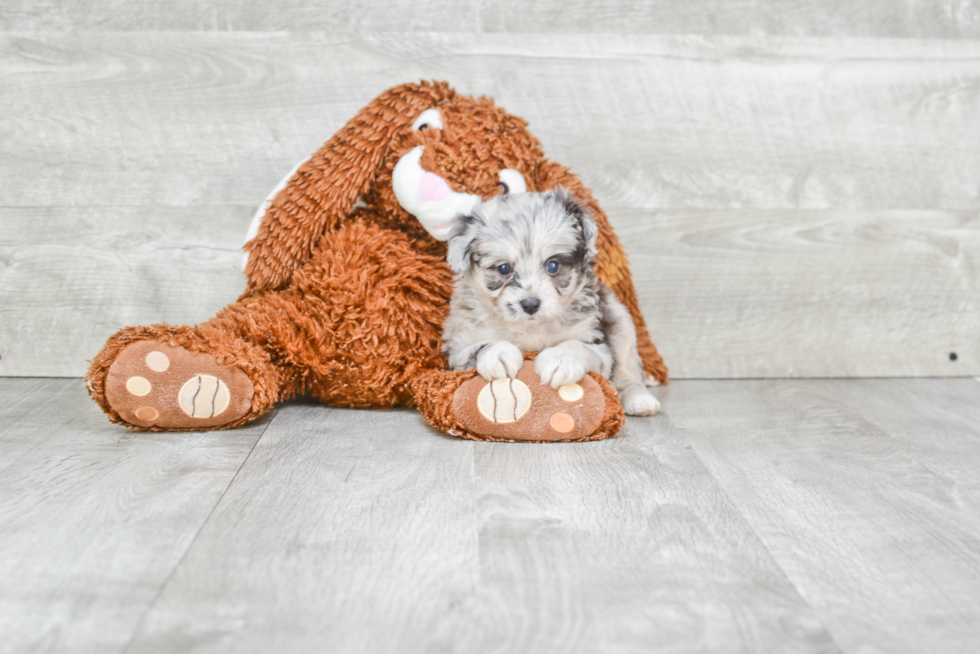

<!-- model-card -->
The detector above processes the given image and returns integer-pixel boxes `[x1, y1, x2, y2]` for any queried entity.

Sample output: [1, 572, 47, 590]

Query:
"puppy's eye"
[499, 181, 509, 194]
[496, 263, 512, 275]
[418, 124, 429, 131]
[546, 260, 560, 274]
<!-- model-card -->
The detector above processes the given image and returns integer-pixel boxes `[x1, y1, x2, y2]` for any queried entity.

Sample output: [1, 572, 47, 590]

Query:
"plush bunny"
[86, 81, 667, 442]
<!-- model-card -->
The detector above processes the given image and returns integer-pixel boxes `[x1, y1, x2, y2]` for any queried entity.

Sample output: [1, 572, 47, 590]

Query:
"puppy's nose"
[520, 298, 541, 315]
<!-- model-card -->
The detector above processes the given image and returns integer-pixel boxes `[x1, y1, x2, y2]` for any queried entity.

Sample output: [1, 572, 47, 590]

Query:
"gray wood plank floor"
[2, 377, 980, 653]
[0, 378, 273, 654]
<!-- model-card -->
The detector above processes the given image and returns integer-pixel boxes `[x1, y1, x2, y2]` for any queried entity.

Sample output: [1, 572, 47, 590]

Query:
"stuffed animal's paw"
[476, 341, 524, 380]
[102, 341, 254, 430]
[450, 360, 615, 442]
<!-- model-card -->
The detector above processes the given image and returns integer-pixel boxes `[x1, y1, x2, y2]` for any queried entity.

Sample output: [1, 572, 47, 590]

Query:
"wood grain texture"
[0, 206, 248, 378]
[2, 32, 979, 379]
[1, 0, 979, 37]
[125, 401, 839, 653]
[429, 415, 838, 653]
[0, 377, 272, 654]
[126, 403, 482, 653]
[663, 378, 980, 654]
[4, 378, 980, 652]
[813, 378, 980, 511]
[2, 207, 976, 379]
[619, 208, 980, 378]
[2, 33, 979, 211]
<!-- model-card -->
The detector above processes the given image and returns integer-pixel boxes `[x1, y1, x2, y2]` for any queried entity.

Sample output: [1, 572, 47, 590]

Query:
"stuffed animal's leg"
[87, 219, 454, 429]
[85, 277, 372, 431]
[412, 355, 626, 443]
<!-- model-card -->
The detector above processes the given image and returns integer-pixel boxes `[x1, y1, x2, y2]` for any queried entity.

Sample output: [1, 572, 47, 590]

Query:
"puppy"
[442, 186, 660, 416]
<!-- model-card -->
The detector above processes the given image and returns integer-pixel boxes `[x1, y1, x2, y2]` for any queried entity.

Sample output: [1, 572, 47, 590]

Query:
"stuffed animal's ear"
[553, 184, 598, 261]
[242, 81, 454, 294]
[446, 214, 479, 276]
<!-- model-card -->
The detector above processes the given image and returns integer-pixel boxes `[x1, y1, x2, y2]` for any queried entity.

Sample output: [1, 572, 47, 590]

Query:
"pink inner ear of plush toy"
[419, 171, 452, 202]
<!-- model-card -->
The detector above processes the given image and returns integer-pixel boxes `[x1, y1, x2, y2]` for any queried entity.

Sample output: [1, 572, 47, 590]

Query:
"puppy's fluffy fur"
[442, 187, 660, 416]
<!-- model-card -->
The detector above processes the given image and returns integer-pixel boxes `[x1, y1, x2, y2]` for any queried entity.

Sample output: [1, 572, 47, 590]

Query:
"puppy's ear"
[446, 214, 479, 276]
[535, 162, 669, 384]
[553, 185, 598, 260]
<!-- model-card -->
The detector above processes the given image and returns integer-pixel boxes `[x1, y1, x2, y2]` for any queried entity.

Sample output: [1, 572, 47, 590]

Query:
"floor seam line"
[118, 409, 279, 654]
[665, 408, 849, 654]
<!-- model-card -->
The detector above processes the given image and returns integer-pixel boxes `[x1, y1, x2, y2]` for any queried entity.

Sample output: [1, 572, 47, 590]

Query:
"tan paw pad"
[145, 351, 170, 372]
[178, 375, 231, 419]
[549, 412, 575, 433]
[477, 378, 532, 423]
[558, 383, 584, 402]
[126, 376, 151, 396]
[134, 406, 159, 421]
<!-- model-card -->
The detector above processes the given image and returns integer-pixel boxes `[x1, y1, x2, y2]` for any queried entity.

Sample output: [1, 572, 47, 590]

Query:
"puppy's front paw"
[621, 387, 660, 416]
[535, 347, 587, 388]
[476, 341, 524, 380]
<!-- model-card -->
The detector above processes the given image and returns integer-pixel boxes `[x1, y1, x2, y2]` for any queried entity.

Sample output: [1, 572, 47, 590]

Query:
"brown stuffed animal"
[85, 81, 668, 442]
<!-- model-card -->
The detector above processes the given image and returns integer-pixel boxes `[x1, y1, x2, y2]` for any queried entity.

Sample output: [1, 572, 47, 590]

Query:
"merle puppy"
[442, 186, 660, 416]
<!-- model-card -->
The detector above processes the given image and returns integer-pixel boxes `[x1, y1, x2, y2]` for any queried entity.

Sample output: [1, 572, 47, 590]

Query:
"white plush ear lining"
[446, 215, 478, 276]
[242, 158, 307, 270]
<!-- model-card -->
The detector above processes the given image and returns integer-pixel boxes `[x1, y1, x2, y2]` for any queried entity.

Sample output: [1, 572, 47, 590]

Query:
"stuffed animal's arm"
[241, 133, 385, 295]
[241, 82, 451, 295]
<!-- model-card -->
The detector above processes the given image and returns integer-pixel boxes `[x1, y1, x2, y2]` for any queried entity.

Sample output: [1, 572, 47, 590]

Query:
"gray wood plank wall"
[3, 1, 979, 37]
[1, 17, 978, 378]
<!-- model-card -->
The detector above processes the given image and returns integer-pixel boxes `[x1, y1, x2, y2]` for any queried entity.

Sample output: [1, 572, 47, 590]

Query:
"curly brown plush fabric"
[86, 80, 666, 440]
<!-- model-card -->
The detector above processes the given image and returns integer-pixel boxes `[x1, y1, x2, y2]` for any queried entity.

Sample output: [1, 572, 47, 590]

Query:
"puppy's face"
[448, 187, 598, 323]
